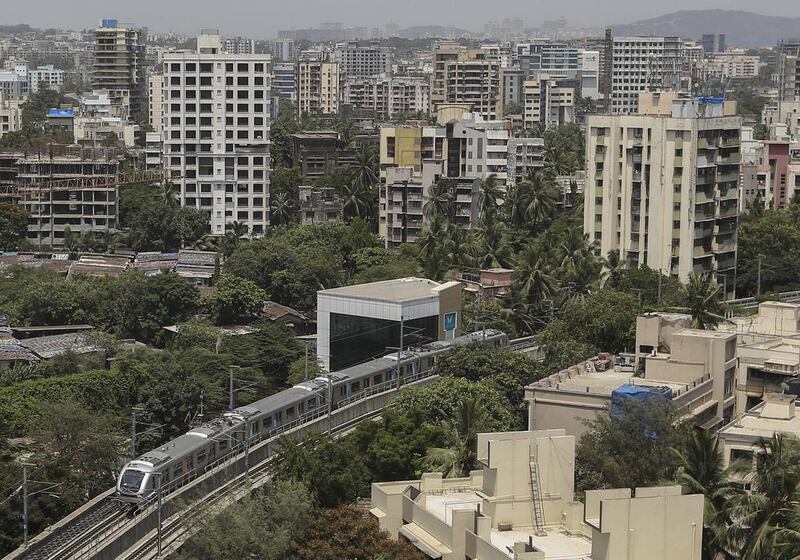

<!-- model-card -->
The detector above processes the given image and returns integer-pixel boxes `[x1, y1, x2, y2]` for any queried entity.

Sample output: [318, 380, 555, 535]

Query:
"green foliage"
[0, 202, 29, 250]
[168, 318, 223, 352]
[272, 433, 372, 507]
[0, 90, 73, 150]
[737, 205, 800, 295]
[606, 265, 687, 307]
[576, 401, 683, 494]
[176, 480, 314, 560]
[205, 274, 267, 325]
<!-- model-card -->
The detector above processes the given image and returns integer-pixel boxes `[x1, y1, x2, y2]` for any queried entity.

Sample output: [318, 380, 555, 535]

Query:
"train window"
[173, 466, 183, 478]
[262, 417, 272, 428]
[298, 401, 305, 413]
[307, 398, 316, 410]
[286, 407, 296, 419]
[351, 381, 360, 392]
[219, 440, 228, 451]
[197, 450, 207, 464]
[374, 374, 382, 384]
[276, 410, 283, 422]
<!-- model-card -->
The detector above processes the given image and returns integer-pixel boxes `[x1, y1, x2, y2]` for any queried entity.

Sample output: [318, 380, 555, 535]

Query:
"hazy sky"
[8, 0, 800, 35]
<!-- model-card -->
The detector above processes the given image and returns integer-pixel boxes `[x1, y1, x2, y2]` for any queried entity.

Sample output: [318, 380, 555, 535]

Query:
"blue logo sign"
[444, 312, 457, 332]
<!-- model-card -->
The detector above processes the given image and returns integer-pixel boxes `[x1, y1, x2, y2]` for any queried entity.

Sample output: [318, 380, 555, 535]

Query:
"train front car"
[116, 460, 158, 502]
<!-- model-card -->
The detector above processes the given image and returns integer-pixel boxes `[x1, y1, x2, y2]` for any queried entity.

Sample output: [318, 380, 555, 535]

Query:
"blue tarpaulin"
[609, 384, 672, 421]
[47, 109, 75, 118]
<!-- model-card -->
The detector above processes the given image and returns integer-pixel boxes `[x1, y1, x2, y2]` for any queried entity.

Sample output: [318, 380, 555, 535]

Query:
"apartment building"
[273, 62, 296, 101]
[145, 131, 163, 170]
[381, 161, 480, 249]
[296, 56, 339, 115]
[148, 74, 164, 133]
[270, 38, 296, 63]
[373, 429, 703, 560]
[223, 37, 255, 55]
[522, 75, 575, 130]
[610, 36, 686, 114]
[506, 137, 546, 184]
[0, 94, 21, 140]
[499, 66, 525, 114]
[289, 131, 356, 181]
[584, 92, 741, 294]
[431, 42, 500, 120]
[778, 40, 800, 102]
[709, 52, 760, 80]
[92, 19, 146, 117]
[446, 113, 513, 185]
[0, 71, 22, 99]
[334, 41, 392, 78]
[702, 33, 726, 54]
[28, 65, 65, 93]
[162, 32, 272, 236]
[342, 75, 429, 118]
[298, 185, 342, 225]
[14, 150, 124, 248]
[379, 125, 446, 176]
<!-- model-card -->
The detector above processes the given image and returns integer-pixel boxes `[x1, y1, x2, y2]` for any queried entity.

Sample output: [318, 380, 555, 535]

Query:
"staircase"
[528, 460, 547, 536]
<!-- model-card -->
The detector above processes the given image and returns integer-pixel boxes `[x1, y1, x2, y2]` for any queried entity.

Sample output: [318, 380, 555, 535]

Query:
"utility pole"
[396, 316, 404, 391]
[757, 254, 764, 296]
[304, 341, 309, 382]
[131, 407, 143, 459]
[657, 270, 663, 303]
[229, 365, 240, 411]
[22, 463, 32, 549]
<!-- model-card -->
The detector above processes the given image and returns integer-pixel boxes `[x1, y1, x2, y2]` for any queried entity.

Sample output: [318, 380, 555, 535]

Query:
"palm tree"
[544, 143, 579, 176]
[162, 181, 180, 208]
[523, 172, 558, 230]
[423, 180, 454, 222]
[746, 195, 766, 219]
[602, 249, 626, 287]
[479, 173, 503, 222]
[674, 272, 726, 329]
[270, 191, 297, 226]
[673, 429, 739, 560]
[418, 216, 448, 280]
[474, 219, 510, 269]
[727, 434, 800, 560]
[443, 223, 474, 269]
[340, 181, 374, 222]
[513, 243, 558, 304]
[227, 220, 249, 239]
[190, 234, 220, 252]
[352, 146, 378, 190]
[420, 398, 482, 478]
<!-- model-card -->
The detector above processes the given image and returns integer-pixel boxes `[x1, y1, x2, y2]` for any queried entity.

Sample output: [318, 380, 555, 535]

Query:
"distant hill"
[612, 10, 800, 47]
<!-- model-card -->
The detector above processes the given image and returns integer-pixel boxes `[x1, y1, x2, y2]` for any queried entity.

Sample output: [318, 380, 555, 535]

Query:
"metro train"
[116, 329, 509, 501]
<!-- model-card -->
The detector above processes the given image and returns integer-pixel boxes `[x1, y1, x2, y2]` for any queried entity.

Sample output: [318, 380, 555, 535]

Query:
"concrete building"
[15, 151, 124, 247]
[296, 56, 340, 115]
[522, 75, 575, 130]
[0, 94, 22, 140]
[289, 131, 356, 181]
[162, 31, 272, 237]
[381, 161, 480, 249]
[343, 75, 430, 118]
[431, 43, 500, 120]
[388, 76, 430, 117]
[91, 19, 146, 117]
[584, 92, 741, 294]
[778, 41, 800, 102]
[0, 71, 22, 99]
[526, 312, 737, 438]
[702, 33, 726, 54]
[223, 37, 255, 55]
[271, 38, 297, 63]
[334, 41, 392, 78]
[80, 90, 117, 117]
[499, 67, 525, 115]
[316, 277, 462, 371]
[145, 131, 163, 170]
[506, 137, 546, 184]
[148, 74, 164, 133]
[610, 36, 686, 114]
[28, 65, 65, 93]
[708, 53, 760, 80]
[298, 185, 342, 225]
[372, 429, 704, 560]
[73, 116, 137, 148]
[718, 393, 800, 470]
[273, 62, 296, 101]
[379, 125, 446, 176]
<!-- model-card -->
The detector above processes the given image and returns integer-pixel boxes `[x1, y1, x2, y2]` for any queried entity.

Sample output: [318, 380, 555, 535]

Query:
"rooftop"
[719, 395, 800, 440]
[318, 277, 447, 303]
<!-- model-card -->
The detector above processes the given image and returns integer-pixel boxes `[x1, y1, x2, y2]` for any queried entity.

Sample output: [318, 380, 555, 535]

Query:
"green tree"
[0, 202, 29, 250]
[673, 272, 726, 330]
[420, 397, 482, 478]
[176, 480, 313, 560]
[205, 274, 267, 325]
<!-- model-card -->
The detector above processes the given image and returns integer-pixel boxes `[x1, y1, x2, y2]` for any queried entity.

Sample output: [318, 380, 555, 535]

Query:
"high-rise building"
[148, 74, 164, 133]
[0, 93, 21, 140]
[28, 65, 65, 94]
[778, 40, 800, 102]
[273, 62, 297, 101]
[296, 56, 340, 115]
[431, 42, 500, 120]
[270, 38, 297, 62]
[223, 37, 255, 55]
[342, 75, 429, 118]
[701, 33, 726, 54]
[610, 36, 686, 114]
[162, 31, 272, 237]
[334, 41, 392, 78]
[92, 19, 146, 117]
[585, 92, 741, 295]
[522, 75, 575, 130]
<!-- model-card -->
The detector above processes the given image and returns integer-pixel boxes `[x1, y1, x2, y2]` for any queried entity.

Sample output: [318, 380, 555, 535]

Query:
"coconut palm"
[673, 272, 726, 330]
[190, 234, 220, 252]
[270, 191, 297, 226]
[602, 249, 626, 287]
[673, 429, 740, 560]
[226, 220, 249, 239]
[544, 143, 579, 176]
[479, 173, 504, 222]
[418, 216, 448, 280]
[162, 181, 180, 208]
[523, 172, 558, 230]
[474, 219, 510, 269]
[727, 434, 800, 560]
[352, 146, 378, 190]
[443, 223, 474, 268]
[513, 243, 558, 304]
[420, 398, 482, 478]
[423, 180, 454, 222]
[340, 181, 374, 222]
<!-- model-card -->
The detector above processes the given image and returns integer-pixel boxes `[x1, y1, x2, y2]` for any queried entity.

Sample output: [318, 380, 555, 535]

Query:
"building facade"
[296, 57, 340, 115]
[584, 93, 741, 293]
[162, 32, 272, 236]
[334, 41, 392, 78]
[431, 42, 500, 120]
[92, 19, 146, 117]
[522, 75, 575, 130]
[148, 74, 164, 133]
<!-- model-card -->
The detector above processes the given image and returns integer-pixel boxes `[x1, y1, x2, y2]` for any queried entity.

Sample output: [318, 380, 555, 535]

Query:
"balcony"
[717, 152, 742, 165]
[697, 137, 716, 150]
[695, 190, 714, 204]
[717, 136, 740, 148]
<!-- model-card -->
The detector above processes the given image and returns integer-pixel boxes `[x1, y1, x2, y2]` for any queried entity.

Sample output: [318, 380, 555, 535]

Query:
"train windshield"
[120, 469, 146, 492]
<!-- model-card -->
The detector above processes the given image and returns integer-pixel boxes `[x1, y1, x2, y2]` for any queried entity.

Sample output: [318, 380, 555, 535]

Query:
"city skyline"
[6, 0, 800, 36]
